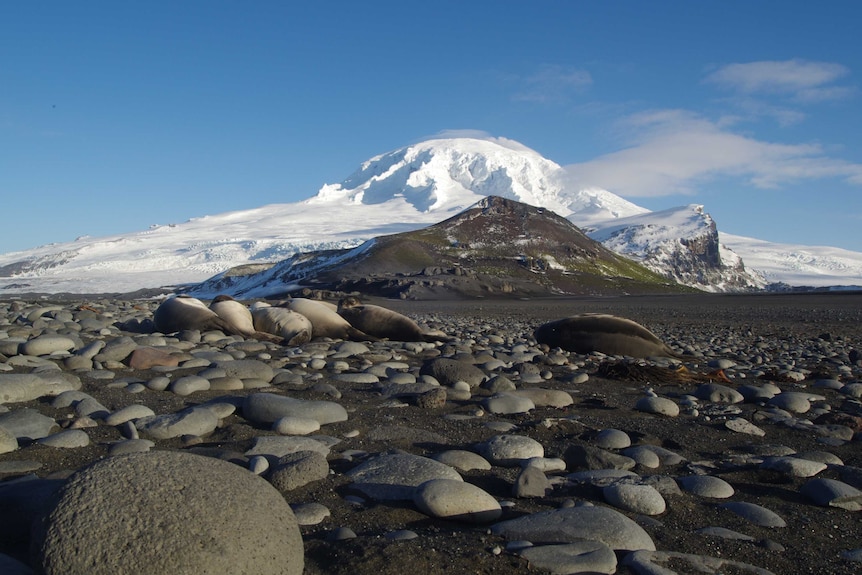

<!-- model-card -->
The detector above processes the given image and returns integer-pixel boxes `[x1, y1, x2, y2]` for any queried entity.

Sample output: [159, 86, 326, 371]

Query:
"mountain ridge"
[0, 135, 860, 294]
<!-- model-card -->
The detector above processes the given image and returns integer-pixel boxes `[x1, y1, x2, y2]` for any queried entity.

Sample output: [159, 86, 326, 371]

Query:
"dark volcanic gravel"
[1, 292, 861, 574]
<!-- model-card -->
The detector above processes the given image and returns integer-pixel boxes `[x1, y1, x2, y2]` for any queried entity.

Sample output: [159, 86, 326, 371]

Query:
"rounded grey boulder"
[34, 451, 303, 575]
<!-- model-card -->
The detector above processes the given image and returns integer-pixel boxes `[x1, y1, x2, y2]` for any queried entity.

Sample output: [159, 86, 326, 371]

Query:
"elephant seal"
[337, 296, 452, 343]
[533, 314, 684, 359]
[154, 295, 239, 335]
[250, 304, 312, 346]
[278, 298, 378, 341]
[209, 295, 283, 344]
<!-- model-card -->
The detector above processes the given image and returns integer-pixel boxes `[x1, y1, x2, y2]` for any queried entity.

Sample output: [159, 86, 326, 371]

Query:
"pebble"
[491, 505, 656, 552]
[347, 452, 462, 500]
[413, 478, 502, 522]
[518, 540, 617, 575]
[720, 501, 787, 527]
[478, 434, 544, 466]
[634, 396, 680, 416]
[676, 475, 735, 498]
[603, 483, 666, 515]
[0, 296, 860, 575]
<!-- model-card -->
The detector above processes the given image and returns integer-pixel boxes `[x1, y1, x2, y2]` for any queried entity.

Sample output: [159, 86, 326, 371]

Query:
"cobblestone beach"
[1, 292, 861, 574]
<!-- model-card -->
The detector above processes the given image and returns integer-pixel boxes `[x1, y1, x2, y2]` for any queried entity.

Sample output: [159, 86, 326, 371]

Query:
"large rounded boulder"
[34, 451, 304, 575]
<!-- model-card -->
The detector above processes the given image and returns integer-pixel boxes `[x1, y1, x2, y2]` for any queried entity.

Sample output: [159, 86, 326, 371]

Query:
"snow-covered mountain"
[0, 135, 859, 294]
[579, 204, 766, 292]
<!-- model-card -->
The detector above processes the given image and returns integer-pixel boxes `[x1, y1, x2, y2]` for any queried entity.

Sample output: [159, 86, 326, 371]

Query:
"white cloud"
[513, 64, 592, 103]
[704, 59, 852, 102]
[564, 109, 862, 196]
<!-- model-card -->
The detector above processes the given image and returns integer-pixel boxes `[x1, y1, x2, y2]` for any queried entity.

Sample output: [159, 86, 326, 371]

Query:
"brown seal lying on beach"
[277, 297, 379, 342]
[534, 313, 684, 359]
[337, 296, 453, 343]
[153, 295, 240, 336]
[209, 295, 283, 343]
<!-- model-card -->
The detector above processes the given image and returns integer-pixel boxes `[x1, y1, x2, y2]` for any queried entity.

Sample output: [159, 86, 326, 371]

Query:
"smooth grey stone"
[725, 417, 766, 436]
[169, 375, 211, 396]
[720, 501, 786, 527]
[767, 392, 812, 414]
[273, 416, 321, 436]
[513, 465, 552, 498]
[564, 445, 636, 471]
[103, 405, 156, 426]
[568, 469, 640, 485]
[326, 527, 357, 541]
[347, 452, 462, 501]
[478, 434, 544, 466]
[93, 336, 138, 362]
[761, 456, 826, 477]
[37, 429, 89, 448]
[20, 335, 76, 356]
[413, 478, 502, 523]
[491, 505, 656, 552]
[801, 478, 862, 511]
[482, 393, 535, 415]
[332, 372, 379, 384]
[519, 540, 617, 575]
[267, 450, 330, 492]
[291, 502, 331, 526]
[738, 384, 780, 402]
[246, 435, 332, 459]
[431, 450, 492, 472]
[483, 375, 517, 393]
[594, 428, 631, 450]
[135, 407, 220, 440]
[75, 340, 106, 359]
[694, 383, 744, 403]
[621, 446, 661, 469]
[108, 439, 155, 456]
[212, 359, 275, 382]
[841, 383, 862, 398]
[0, 409, 58, 441]
[603, 483, 666, 515]
[331, 341, 370, 357]
[73, 397, 110, 419]
[508, 388, 573, 408]
[0, 426, 17, 453]
[623, 550, 776, 575]
[243, 393, 348, 426]
[696, 526, 756, 541]
[34, 451, 303, 575]
[637, 445, 686, 466]
[635, 396, 680, 416]
[0, 373, 82, 405]
[385, 529, 418, 541]
[677, 475, 735, 498]
[421, 358, 486, 388]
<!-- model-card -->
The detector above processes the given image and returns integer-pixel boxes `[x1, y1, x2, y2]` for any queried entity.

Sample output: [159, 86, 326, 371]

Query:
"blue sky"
[2, 0, 861, 253]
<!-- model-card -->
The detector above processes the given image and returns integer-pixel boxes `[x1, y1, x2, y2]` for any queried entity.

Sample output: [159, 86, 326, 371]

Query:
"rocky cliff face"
[584, 205, 766, 293]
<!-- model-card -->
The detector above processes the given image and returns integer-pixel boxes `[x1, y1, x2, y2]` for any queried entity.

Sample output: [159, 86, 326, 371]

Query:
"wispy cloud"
[703, 59, 853, 102]
[565, 109, 862, 196]
[512, 64, 592, 103]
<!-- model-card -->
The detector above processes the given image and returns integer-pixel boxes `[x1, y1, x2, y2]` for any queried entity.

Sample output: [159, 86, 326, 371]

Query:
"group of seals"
[533, 313, 683, 359]
[155, 296, 676, 358]
[152, 294, 451, 345]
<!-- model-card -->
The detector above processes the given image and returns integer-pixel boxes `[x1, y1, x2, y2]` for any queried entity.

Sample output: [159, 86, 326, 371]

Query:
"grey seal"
[250, 304, 312, 346]
[209, 295, 283, 343]
[279, 298, 378, 341]
[533, 314, 683, 359]
[337, 296, 452, 343]
[153, 295, 240, 336]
